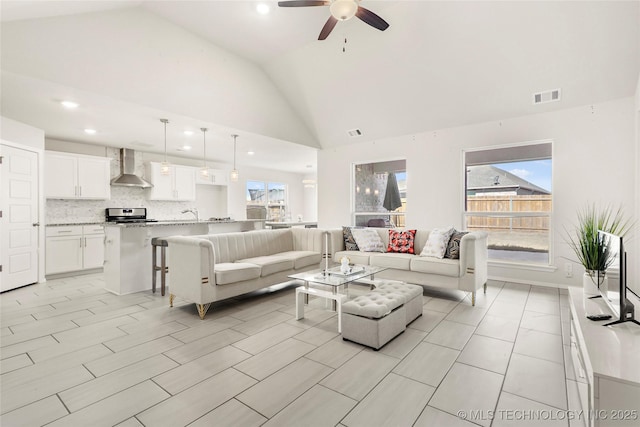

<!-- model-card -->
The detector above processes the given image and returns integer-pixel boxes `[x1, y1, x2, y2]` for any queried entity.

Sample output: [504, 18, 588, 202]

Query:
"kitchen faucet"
[181, 208, 199, 221]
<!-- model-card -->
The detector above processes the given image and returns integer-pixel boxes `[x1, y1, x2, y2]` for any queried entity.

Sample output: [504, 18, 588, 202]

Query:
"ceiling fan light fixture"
[330, 0, 358, 21]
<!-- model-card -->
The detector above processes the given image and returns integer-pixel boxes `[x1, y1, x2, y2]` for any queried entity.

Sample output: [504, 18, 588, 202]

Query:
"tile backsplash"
[45, 147, 227, 224]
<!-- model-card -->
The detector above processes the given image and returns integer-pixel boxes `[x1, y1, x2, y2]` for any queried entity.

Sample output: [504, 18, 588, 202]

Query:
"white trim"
[488, 274, 567, 289]
[488, 259, 557, 273]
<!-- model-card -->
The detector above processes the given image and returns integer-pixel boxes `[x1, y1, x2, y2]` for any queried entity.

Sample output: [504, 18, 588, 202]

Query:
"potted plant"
[566, 204, 632, 296]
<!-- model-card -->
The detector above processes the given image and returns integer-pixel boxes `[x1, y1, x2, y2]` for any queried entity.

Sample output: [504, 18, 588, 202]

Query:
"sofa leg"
[484, 282, 487, 294]
[196, 303, 211, 320]
[471, 291, 476, 306]
[169, 293, 175, 307]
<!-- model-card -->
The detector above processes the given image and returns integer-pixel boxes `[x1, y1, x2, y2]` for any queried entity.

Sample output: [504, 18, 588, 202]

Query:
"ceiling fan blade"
[278, 1, 329, 7]
[355, 6, 390, 31]
[318, 16, 338, 40]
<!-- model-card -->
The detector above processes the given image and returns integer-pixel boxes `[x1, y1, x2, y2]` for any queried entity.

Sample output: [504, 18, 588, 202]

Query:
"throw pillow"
[351, 228, 386, 252]
[444, 230, 468, 259]
[342, 226, 360, 251]
[420, 226, 455, 258]
[387, 229, 417, 254]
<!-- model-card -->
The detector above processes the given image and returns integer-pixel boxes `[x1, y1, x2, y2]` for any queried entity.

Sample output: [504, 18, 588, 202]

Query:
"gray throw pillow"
[444, 230, 468, 259]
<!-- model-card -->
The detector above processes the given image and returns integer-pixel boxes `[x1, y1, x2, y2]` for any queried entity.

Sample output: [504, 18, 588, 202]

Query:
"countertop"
[568, 287, 640, 385]
[105, 220, 243, 228]
[47, 222, 106, 227]
[48, 220, 260, 227]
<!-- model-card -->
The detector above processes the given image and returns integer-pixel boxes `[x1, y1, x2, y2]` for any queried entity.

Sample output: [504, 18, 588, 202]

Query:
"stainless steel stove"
[105, 208, 158, 224]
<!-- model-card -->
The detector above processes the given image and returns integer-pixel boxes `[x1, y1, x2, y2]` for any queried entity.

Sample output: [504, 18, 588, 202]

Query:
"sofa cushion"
[387, 229, 417, 254]
[277, 250, 321, 269]
[334, 250, 373, 266]
[370, 253, 414, 270]
[236, 256, 294, 277]
[420, 226, 455, 258]
[351, 228, 386, 252]
[410, 256, 460, 277]
[214, 262, 261, 285]
[444, 230, 468, 259]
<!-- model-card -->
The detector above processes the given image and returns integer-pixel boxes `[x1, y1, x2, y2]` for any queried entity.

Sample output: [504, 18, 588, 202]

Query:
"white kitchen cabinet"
[46, 225, 105, 275]
[82, 225, 106, 269]
[195, 168, 228, 186]
[45, 151, 111, 199]
[145, 162, 196, 201]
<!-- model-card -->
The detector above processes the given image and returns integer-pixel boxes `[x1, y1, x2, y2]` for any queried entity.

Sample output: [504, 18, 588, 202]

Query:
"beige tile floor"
[0, 274, 576, 426]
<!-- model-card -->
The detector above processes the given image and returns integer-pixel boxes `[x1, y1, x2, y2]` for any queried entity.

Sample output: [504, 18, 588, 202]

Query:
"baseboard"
[488, 274, 568, 290]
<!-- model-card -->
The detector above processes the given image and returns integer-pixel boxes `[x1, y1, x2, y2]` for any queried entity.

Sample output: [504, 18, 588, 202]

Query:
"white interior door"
[1, 144, 39, 292]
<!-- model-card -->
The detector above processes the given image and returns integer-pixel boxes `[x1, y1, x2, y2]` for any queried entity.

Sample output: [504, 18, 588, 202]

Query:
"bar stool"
[151, 237, 168, 296]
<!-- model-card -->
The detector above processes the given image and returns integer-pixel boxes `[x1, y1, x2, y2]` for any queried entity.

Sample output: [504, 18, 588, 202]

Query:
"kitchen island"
[104, 220, 263, 295]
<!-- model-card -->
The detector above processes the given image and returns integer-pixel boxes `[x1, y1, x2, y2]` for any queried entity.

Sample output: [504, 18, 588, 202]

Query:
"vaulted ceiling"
[1, 1, 639, 173]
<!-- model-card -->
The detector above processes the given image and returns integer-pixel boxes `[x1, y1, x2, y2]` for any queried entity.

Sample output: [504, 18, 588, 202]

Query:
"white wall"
[1, 116, 44, 149]
[226, 167, 308, 222]
[633, 74, 640, 296]
[318, 97, 636, 288]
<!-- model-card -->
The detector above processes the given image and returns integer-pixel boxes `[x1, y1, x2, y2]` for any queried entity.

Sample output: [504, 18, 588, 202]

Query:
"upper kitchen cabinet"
[195, 168, 228, 186]
[45, 151, 111, 199]
[145, 162, 196, 201]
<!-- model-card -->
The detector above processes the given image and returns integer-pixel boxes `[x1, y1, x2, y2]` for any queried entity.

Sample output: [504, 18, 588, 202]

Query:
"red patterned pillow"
[387, 229, 417, 254]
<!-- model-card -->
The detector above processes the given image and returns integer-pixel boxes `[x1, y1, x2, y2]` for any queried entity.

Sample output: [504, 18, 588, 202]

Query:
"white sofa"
[331, 228, 489, 305]
[164, 228, 327, 318]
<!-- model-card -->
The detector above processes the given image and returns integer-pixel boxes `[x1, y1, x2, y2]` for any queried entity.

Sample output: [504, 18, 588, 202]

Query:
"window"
[353, 160, 406, 227]
[464, 142, 552, 264]
[246, 180, 288, 221]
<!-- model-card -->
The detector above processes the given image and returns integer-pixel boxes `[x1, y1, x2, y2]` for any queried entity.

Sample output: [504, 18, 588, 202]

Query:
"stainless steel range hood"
[110, 148, 153, 188]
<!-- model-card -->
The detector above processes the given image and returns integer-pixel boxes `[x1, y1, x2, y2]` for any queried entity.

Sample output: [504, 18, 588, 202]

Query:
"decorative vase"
[340, 257, 350, 274]
[583, 270, 607, 298]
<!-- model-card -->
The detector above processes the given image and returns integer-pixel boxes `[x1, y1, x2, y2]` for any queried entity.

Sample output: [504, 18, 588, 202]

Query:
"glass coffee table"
[289, 264, 387, 333]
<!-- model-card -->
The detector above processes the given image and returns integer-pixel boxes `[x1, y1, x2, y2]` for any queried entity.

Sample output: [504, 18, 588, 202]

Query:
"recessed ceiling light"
[84, 129, 97, 134]
[181, 145, 192, 151]
[256, 3, 270, 14]
[247, 151, 255, 155]
[183, 130, 194, 136]
[61, 100, 79, 109]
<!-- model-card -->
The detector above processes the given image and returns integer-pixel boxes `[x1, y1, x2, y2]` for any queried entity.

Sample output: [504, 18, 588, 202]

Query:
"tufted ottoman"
[371, 281, 423, 325]
[341, 292, 406, 350]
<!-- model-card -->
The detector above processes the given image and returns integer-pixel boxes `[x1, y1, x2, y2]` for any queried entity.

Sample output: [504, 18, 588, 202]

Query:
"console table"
[568, 288, 640, 427]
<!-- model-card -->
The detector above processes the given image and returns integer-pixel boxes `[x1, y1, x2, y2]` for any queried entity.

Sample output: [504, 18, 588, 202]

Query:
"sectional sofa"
[332, 228, 489, 305]
[165, 227, 488, 319]
[164, 228, 327, 318]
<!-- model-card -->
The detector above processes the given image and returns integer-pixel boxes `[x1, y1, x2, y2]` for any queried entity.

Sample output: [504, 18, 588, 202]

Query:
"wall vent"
[347, 128, 362, 138]
[533, 88, 561, 105]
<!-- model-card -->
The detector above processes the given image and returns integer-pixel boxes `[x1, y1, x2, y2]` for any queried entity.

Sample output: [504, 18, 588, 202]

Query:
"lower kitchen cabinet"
[46, 225, 105, 275]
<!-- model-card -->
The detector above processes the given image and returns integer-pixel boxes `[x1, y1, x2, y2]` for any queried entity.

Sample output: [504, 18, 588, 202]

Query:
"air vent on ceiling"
[533, 88, 561, 105]
[347, 128, 362, 138]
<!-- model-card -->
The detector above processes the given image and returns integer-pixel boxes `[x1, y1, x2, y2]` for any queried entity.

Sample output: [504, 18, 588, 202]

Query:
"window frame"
[462, 140, 554, 267]
[351, 159, 406, 227]
[246, 180, 289, 221]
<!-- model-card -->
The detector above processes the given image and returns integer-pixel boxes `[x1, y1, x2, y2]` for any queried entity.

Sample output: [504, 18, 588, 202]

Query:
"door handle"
[32, 223, 40, 227]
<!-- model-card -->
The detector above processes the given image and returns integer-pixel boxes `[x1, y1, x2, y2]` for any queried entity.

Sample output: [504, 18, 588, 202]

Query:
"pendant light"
[160, 118, 171, 175]
[200, 128, 209, 178]
[230, 134, 239, 182]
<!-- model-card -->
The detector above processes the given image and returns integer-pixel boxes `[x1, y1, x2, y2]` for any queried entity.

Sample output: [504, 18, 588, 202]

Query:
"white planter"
[583, 271, 608, 298]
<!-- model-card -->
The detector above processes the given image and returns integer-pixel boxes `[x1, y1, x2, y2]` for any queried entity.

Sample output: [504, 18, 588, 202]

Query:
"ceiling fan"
[278, 0, 390, 40]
